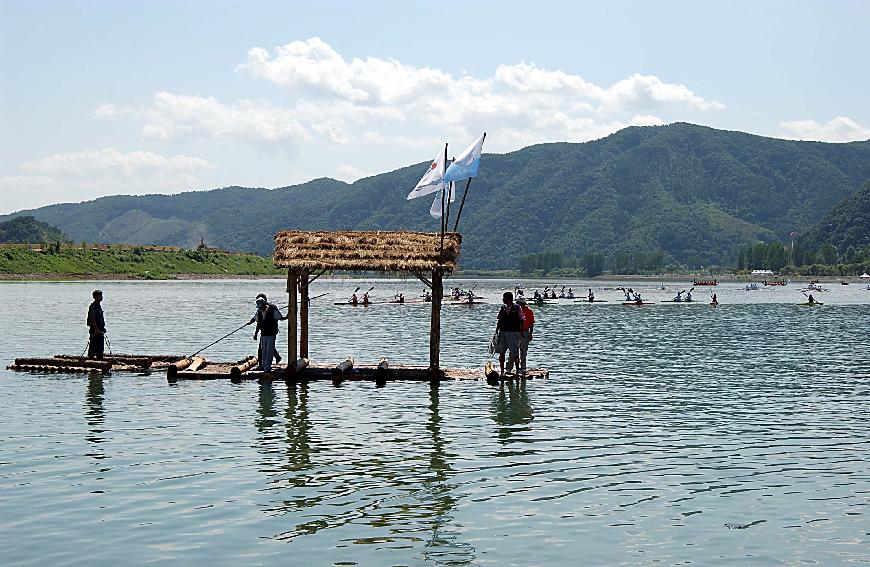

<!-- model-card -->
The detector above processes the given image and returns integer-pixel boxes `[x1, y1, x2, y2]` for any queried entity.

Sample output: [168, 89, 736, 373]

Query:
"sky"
[1, 0, 869, 214]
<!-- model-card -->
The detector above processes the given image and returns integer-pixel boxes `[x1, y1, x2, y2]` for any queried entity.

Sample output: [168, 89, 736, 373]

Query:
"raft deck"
[7, 354, 548, 384]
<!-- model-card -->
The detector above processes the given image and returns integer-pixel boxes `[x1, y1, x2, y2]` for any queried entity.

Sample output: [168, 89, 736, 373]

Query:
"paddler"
[588, 288, 595, 302]
[711, 293, 718, 306]
[362, 291, 370, 305]
[351, 292, 358, 306]
[807, 294, 817, 305]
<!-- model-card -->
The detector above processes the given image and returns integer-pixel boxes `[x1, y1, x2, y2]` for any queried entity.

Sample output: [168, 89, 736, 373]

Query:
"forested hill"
[0, 216, 66, 244]
[800, 182, 870, 256]
[4, 123, 870, 269]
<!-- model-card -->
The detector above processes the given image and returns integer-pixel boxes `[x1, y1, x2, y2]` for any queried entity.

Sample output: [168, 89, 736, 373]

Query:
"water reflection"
[491, 378, 534, 445]
[419, 385, 475, 565]
[284, 382, 315, 473]
[84, 374, 106, 459]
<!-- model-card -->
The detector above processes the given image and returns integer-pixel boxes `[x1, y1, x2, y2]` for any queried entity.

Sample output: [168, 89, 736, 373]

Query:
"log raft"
[7, 353, 548, 384]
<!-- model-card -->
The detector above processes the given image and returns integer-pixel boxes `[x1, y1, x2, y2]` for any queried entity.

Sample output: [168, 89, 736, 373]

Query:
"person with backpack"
[495, 291, 524, 376]
[251, 296, 285, 372]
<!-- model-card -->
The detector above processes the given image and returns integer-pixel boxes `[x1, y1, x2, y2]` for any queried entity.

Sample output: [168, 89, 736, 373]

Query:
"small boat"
[663, 299, 696, 303]
[763, 280, 787, 286]
[806, 283, 823, 291]
[333, 301, 372, 306]
[575, 299, 608, 303]
[799, 301, 824, 306]
[745, 283, 759, 291]
[693, 279, 719, 286]
[840, 280, 849, 285]
[709, 302, 719, 307]
[622, 301, 654, 306]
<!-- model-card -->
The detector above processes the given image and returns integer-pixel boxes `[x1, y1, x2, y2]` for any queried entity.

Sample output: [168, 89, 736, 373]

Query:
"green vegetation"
[0, 216, 66, 243]
[799, 182, 870, 254]
[3, 123, 870, 271]
[0, 246, 280, 279]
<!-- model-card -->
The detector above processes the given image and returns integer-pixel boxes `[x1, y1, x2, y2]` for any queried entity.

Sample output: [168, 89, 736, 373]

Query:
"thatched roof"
[274, 230, 461, 273]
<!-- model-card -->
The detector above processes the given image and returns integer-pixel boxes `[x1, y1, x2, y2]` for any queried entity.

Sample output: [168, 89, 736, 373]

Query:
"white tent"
[860, 272, 870, 279]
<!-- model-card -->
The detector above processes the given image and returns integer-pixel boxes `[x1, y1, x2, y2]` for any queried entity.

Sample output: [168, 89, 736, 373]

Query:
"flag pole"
[444, 178, 454, 230]
[452, 177, 473, 232]
[439, 142, 447, 259]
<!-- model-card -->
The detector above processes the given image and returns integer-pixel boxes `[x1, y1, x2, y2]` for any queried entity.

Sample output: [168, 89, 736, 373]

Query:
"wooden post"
[299, 271, 309, 359]
[287, 270, 298, 366]
[429, 268, 443, 372]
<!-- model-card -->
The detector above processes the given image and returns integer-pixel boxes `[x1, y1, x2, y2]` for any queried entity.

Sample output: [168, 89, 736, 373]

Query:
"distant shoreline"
[0, 272, 857, 283]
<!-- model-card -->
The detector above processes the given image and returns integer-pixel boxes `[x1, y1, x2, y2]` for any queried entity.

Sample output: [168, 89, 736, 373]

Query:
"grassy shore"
[0, 247, 282, 280]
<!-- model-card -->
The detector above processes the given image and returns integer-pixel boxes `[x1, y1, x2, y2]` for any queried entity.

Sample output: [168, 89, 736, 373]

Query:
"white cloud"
[334, 164, 372, 182]
[0, 149, 216, 214]
[99, 38, 722, 157]
[779, 116, 870, 142]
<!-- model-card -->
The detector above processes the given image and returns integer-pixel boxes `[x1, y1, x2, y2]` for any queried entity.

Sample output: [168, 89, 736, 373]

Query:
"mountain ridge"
[4, 123, 870, 269]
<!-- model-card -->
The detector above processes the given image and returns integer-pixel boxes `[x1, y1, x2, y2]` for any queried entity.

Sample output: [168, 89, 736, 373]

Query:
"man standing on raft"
[86, 289, 106, 359]
[253, 296, 284, 372]
[495, 291, 524, 376]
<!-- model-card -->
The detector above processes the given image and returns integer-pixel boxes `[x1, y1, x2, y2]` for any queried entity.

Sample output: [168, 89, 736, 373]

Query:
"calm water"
[1, 278, 868, 566]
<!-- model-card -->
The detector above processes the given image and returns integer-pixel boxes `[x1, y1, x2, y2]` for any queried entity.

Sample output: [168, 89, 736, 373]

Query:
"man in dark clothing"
[251, 297, 284, 372]
[248, 293, 282, 365]
[495, 291, 524, 376]
[87, 290, 106, 359]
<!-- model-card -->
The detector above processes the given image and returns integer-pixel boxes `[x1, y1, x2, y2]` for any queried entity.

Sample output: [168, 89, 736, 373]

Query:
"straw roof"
[274, 230, 461, 273]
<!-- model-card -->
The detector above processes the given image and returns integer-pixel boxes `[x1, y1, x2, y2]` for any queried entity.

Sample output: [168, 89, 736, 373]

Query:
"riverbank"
[0, 247, 281, 280]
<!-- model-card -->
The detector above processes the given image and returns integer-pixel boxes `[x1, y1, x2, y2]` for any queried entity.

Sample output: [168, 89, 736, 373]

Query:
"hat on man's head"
[256, 298, 266, 307]
[516, 297, 527, 305]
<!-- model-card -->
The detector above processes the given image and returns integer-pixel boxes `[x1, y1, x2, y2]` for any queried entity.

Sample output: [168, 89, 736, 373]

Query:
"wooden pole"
[452, 178, 473, 232]
[287, 270, 298, 366]
[429, 268, 443, 372]
[299, 271, 309, 359]
[439, 143, 447, 258]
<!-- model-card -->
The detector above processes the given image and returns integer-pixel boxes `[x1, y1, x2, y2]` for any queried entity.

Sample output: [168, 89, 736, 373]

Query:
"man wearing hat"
[247, 293, 283, 366]
[516, 296, 535, 374]
[250, 294, 284, 372]
[495, 291, 524, 376]
[86, 289, 106, 359]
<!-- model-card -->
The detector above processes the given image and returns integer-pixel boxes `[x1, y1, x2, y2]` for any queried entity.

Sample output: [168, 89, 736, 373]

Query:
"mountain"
[4, 123, 870, 269]
[800, 182, 870, 254]
[0, 216, 66, 244]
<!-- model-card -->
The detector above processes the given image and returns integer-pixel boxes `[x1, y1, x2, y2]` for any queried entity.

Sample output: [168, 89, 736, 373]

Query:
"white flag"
[444, 133, 485, 183]
[429, 182, 456, 218]
[407, 149, 445, 200]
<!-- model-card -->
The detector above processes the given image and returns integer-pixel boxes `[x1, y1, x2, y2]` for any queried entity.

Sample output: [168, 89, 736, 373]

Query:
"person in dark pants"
[253, 297, 284, 372]
[87, 290, 106, 359]
[249, 293, 282, 365]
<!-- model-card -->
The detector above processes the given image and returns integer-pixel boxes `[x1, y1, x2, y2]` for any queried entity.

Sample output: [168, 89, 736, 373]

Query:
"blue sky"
[1, 0, 868, 214]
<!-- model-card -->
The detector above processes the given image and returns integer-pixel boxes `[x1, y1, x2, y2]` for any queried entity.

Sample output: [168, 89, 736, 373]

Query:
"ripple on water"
[0, 279, 868, 565]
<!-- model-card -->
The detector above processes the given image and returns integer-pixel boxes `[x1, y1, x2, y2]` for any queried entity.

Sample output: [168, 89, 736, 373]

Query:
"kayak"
[575, 299, 608, 303]
[449, 300, 487, 306]
[663, 299, 696, 303]
[334, 301, 372, 306]
[710, 302, 719, 307]
[799, 302, 824, 306]
[622, 301, 655, 306]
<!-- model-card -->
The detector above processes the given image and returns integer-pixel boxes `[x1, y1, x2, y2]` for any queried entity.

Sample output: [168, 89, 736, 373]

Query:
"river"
[1, 278, 868, 565]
